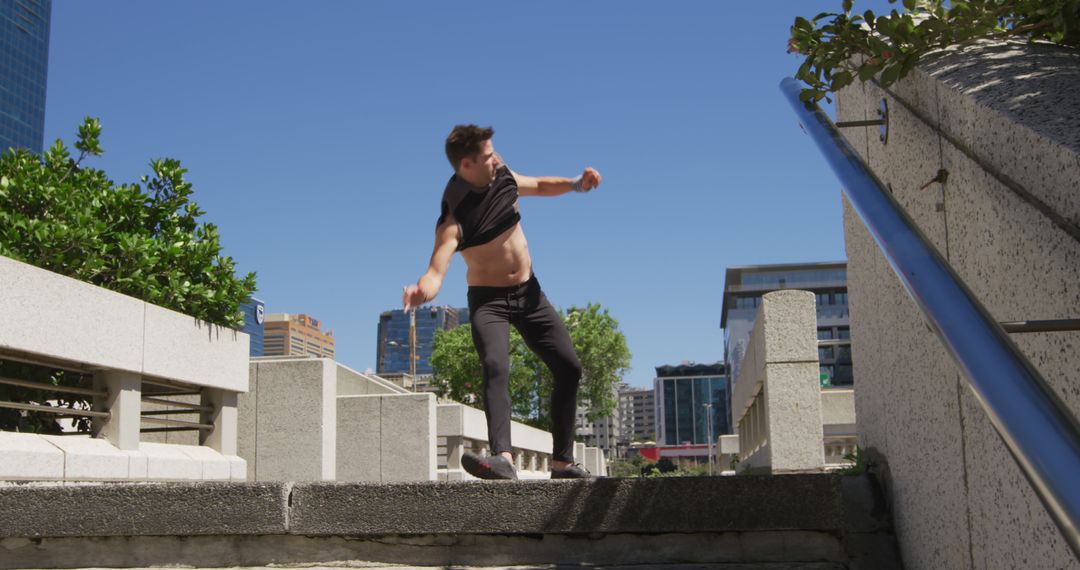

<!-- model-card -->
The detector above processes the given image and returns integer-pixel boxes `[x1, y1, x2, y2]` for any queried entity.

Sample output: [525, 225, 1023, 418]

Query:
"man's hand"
[581, 167, 602, 191]
[403, 284, 427, 312]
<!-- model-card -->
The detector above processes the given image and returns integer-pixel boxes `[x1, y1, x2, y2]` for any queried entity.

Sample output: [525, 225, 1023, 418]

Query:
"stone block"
[0, 255, 144, 374]
[142, 303, 249, 392]
[820, 388, 856, 428]
[175, 444, 232, 481]
[141, 442, 204, 481]
[125, 449, 148, 479]
[40, 435, 129, 480]
[236, 362, 259, 473]
[573, 441, 586, 463]
[0, 431, 64, 480]
[380, 393, 436, 481]
[760, 290, 818, 364]
[583, 446, 600, 475]
[0, 482, 290, 537]
[764, 362, 824, 473]
[250, 358, 336, 481]
[228, 455, 246, 481]
[336, 395, 382, 482]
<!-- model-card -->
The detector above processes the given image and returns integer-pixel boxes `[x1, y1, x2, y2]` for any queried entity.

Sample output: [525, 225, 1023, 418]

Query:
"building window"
[834, 292, 848, 305]
[816, 292, 831, 306]
[834, 364, 854, 386]
[837, 327, 851, 339]
[817, 328, 834, 340]
[818, 347, 834, 361]
[819, 365, 834, 386]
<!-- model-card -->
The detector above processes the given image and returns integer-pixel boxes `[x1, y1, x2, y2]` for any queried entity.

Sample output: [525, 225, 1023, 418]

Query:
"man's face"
[462, 139, 497, 186]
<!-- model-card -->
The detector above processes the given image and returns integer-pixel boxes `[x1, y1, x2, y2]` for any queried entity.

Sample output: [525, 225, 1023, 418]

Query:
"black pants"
[467, 274, 582, 463]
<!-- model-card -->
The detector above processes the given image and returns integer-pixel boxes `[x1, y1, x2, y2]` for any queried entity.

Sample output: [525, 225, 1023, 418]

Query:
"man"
[403, 124, 601, 480]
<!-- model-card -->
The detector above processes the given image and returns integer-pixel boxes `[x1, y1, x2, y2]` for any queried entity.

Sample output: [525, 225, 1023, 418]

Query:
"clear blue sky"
[43, 1, 893, 388]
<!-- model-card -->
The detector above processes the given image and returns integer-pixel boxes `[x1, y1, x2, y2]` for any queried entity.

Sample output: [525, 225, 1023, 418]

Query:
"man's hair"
[445, 124, 494, 171]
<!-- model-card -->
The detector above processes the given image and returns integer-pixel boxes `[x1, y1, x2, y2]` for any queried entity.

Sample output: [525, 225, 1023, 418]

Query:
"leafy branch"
[789, 0, 1080, 103]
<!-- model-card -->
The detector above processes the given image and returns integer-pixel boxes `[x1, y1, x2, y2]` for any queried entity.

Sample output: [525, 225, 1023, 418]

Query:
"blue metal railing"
[780, 77, 1080, 558]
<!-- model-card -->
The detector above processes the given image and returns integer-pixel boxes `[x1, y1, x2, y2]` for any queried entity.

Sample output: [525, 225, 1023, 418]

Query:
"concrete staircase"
[0, 474, 901, 569]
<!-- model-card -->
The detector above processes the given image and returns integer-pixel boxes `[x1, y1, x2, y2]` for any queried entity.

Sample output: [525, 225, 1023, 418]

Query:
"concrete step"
[0, 475, 900, 570]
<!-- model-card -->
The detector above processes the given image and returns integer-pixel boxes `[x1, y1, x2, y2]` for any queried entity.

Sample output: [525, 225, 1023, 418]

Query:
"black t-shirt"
[436, 165, 521, 251]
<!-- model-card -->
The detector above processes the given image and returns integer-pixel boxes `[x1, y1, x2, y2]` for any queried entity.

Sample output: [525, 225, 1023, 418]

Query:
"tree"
[789, 0, 1080, 103]
[429, 302, 632, 429]
[0, 118, 257, 431]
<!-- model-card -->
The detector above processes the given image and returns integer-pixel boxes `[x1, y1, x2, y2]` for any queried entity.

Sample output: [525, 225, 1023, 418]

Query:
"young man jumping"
[403, 124, 601, 480]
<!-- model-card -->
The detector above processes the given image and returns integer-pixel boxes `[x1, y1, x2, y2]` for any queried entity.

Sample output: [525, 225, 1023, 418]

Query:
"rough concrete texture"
[0, 254, 144, 374]
[337, 393, 436, 482]
[241, 358, 337, 481]
[836, 39, 1080, 570]
[0, 533, 849, 569]
[0, 482, 289, 538]
[288, 475, 844, 536]
[760, 291, 819, 365]
[141, 303, 249, 392]
[763, 363, 824, 473]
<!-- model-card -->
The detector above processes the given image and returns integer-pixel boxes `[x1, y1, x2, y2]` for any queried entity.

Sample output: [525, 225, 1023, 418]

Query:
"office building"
[1, 0, 51, 153]
[376, 306, 466, 375]
[575, 383, 626, 458]
[619, 386, 657, 443]
[720, 261, 851, 390]
[263, 313, 335, 358]
[239, 298, 266, 357]
[654, 362, 729, 446]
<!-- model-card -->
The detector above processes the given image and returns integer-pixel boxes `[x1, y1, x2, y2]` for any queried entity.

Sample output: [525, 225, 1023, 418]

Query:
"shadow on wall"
[921, 41, 1080, 151]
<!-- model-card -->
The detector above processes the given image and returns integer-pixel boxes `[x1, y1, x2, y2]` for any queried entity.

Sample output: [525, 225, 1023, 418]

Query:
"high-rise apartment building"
[720, 261, 852, 432]
[619, 386, 657, 443]
[654, 362, 729, 446]
[239, 298, 266, 357]
[263, 313, 335, 358]
[1, 0, 51, 153]
[376, 306, 466, 375]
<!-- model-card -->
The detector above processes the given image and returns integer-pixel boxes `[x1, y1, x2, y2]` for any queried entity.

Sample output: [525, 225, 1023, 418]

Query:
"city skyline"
[38, 2, 897, 387]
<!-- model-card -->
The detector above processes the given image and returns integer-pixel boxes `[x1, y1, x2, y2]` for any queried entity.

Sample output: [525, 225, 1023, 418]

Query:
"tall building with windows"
[239, 298, 266, 357]
[263, 313, 335, 358]
[619, 385, 657, 443]
[720, 261, 852, 429]
[376, 306, 466, 375]
[654, 362, 729, 446]
[1, 0, 51, 153]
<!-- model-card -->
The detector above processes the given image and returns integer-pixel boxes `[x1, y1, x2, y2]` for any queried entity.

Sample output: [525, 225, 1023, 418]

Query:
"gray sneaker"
[462, 452, 518, 480]
[551, 462, 592, 479]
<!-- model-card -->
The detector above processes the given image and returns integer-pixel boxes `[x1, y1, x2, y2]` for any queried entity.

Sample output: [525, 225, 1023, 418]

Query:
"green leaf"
[843, 0, 853, 13]
[903, 0, 916, 10]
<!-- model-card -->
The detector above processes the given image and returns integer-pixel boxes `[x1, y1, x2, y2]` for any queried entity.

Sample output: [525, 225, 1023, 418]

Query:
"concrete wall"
[835, 40, 1080, 569]
[337, 393, 436, 482]
[0, 254, 249, 392]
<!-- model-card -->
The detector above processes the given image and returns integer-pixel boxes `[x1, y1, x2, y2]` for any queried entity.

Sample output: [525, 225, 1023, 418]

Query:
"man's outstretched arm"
[514, 167, 602, 197]
[403, 218, 460, 311]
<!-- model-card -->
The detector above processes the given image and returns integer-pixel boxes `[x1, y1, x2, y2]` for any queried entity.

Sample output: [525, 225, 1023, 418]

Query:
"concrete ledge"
[0, 431, 64, 480]
[289, 475, 844, 536]
[0, 532, 851, 569]
[0, 482, 290, 538]
[142, 303, 249, 392]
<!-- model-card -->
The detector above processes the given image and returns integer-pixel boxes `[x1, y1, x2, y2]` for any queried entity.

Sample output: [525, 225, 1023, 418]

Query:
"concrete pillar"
[200, 388, 238, 455]
[92, 370, 141, 451]
[445, 436, 464, 470]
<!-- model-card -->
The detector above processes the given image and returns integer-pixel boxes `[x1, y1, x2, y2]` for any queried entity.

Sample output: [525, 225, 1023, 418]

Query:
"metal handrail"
[0, 376, 106, 398]
[0, 401, 110, 418]
[141, 396, 212, 412]
[781, 76, 1080, 558]
[140, 416, 213, 431]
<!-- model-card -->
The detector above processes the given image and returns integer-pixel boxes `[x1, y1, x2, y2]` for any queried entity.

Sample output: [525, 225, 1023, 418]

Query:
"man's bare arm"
[403, 218, 460, 311]
[514, 167, 602, 197]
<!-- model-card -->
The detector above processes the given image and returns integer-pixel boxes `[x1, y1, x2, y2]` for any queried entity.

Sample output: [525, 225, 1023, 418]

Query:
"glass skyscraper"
[376, 306, 466, 375]
[1, 0, 51, 153]
[654, 362, 730, 446]
[239, 298, 266, 357]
